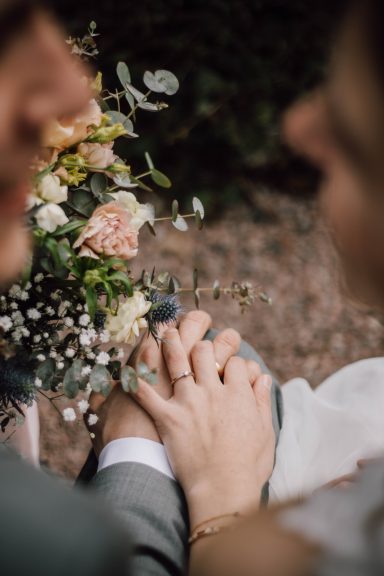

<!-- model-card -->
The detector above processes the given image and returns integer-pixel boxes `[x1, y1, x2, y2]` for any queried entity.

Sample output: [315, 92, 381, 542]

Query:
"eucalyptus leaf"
[151, 169, 171, 188]
[172, 215, 188, 232]
[116, 61, 131, 88]
[52, 220, 86, 237]
[143, 371, 158, 386]
[137, 101, 162, 112]
[126, 83, 146, 102]
[192, 197, 205, 219]
[71, 189, 97, 217]
[172, 200, 179, 222]
[195, 211, 203, 230]
[106, 110, 126, 125]
[125, 91, 135, 111]
[153, 70, 179, 96]
[143, 71, 168, 93]
[145, 151, 155, 170]
[112, 173, 138, 189]
[90, 365, 111, 395]
[137, 362, 149, 377]
[36, 358, 56, 391]
[63, 366, 79, 399]
[90, 173, 108, 197]
[121, 366, 138, 393]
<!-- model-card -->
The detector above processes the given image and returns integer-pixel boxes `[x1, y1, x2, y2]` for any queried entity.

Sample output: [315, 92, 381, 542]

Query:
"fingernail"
[259, 375, 272, 390]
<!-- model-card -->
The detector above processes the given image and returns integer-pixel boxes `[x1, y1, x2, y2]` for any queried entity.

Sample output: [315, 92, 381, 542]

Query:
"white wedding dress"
[269, 357, 384, 502]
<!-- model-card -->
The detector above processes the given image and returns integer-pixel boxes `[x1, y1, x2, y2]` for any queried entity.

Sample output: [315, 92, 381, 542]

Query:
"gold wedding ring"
[216, 362, 224, 376]
[171, 370, 195, 386]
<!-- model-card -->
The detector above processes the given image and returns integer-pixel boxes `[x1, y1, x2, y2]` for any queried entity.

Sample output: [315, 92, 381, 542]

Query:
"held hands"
[134, 327, 275, 528]
[88, 311, 242, 455]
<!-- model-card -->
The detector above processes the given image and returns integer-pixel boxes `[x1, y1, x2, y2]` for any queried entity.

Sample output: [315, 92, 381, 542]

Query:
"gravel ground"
[39, 187, 384, 478]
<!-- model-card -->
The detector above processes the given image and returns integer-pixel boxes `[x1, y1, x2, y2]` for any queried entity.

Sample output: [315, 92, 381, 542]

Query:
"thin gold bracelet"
[189, 512, 242, 545]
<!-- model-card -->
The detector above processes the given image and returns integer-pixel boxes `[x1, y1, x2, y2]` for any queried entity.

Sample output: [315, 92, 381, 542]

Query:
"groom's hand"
[88, 311, 241, 456]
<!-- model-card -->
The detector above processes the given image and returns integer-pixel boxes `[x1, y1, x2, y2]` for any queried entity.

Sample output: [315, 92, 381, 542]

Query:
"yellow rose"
[106, 292, 151, 345]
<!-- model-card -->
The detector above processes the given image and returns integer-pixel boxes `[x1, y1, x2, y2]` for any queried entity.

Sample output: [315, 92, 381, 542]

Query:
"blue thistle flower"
[0, 354, 36, 409]
[148, 292, 182, 327]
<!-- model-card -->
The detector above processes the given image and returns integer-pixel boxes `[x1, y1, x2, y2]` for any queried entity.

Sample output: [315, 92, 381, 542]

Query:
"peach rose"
[77, 142, 117, 170]
[41, 99, 103, 151]
[73, 202, 139, 260]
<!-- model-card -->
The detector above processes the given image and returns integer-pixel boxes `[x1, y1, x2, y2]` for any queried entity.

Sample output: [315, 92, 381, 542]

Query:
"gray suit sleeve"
[90, 462, 189, 576]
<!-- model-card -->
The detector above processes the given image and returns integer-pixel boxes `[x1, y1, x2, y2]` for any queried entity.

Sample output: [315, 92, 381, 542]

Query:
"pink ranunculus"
[77, 142, 117, 170]
[73, 202, 139, 260]
[41, 99, 103, 151]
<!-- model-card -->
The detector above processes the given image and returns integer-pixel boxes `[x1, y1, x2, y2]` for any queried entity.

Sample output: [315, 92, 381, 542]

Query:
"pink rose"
[41, 99, 103, 151]
[73, 202, 139, 260]
[77, 142, 117, 170]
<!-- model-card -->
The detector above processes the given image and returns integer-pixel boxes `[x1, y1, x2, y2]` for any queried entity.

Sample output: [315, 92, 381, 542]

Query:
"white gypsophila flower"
[76, 304, 83, 312]
[34, 377, 43, 388]
[12, 329, 23, 342]
[77, 399, 89, 414]
[117, 348, 125, 360]
[45, 306, 55, 317]
[21, 327, 30, 337]
[87, 413, 99, 426]
[64, 317, 74, 328]
[81, 365, 92, 377]
[49, 350, 57, 359]
[62, 407, 76, 422]
[87, 351, 96, 360]
[24, 282, 32, 291]
[99, 330, 110, 344]
[11, 311, 24, 326]
[73, 327, 81, 335]
[27, 308, 41, 321]
[57, 361, 65, 370]
[9, 302, 18, 310]
[35, 203, 69, 233]
[0, 316, 12, 332]
[65, 348, 76, 358]
[33, 335, 42, 344]
[37, 354, 46, 362]
[8, 284, 21, 298]
[85, 382, 92, 394]
[79, 313, 91, 327]
[79, 333, 91, 347]
[34, 273, 44, 283]
[51, 292, 60, 301]
[19, 291, 29, 301]
[43, 332, 49, 339]
[36, 286, 42, 293]
[95, 351, 110, 366]
[36, 302, 44, 309]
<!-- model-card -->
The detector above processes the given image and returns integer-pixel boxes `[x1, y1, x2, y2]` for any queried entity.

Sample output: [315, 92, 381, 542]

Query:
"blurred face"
[0, 9, 90, 284]
[283, 8, 384, 305]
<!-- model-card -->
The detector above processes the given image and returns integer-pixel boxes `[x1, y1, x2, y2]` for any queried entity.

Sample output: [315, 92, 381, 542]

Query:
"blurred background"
[40, 0, 384, 477]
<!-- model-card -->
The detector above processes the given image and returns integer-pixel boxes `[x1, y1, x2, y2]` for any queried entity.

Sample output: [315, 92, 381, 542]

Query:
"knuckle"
[216, 328, 241, 350]
[193, 340, 213, 355]
[185, 310, 211, 326]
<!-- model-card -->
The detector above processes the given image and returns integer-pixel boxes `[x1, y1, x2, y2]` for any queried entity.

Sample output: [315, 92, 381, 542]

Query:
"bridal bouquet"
[0, 24, 270, 430]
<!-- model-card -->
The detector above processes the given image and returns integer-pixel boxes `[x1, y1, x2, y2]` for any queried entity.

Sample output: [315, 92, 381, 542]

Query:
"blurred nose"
[23, 14, 91, 128]
[282, 90, 335, 170]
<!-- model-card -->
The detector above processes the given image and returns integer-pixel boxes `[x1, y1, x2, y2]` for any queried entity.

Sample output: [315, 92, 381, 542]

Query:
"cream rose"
[35, 203, 69, 233]
[36, 173, 68, 204]
[111, 191, 155, 231]
[42, 99, 103, 150]
[77, 142, 117, 170]
[73, 202, 139, 260]
[106, 292, 151, 345]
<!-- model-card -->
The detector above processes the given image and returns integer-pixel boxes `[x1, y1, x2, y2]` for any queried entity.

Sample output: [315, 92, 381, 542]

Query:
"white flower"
[57, 361, 65, 370]
[65, 348, 76, 358]
[36, 302, 44, 309]
[21, 327, 30, 337]
[49, 350, 57, 359]
[45, 306, 55, 316]
[77, 142, 117, 170]
[33, 335, 42, 344]
[24, 282, 32, 291]
[96, 351, 110, 366]
[9, 302, 18, 310]
[79, 313, 91, 327]
[111, 191, 155, 231]
[87, 351, 96, 360]
[11, 311, 24, 326]
[64, 317, 74, 328]
[106, 291, 151, 345]
[87, 413, 99, 426]
[58, 301, 71, 316]
[34, 173, 68, 205]
[79, 333, 92, 347]
[112, 173, 138, 189]
[43, 332, 49, 339]
[77, 399, 90, 414]
[34, 273, 44, 283]
[19, 291, 29, 301]
[62, 407, 76, 422]
[117, 348, 125, 360]
[35, 203, 69, 233]
[27, 308, 42, 320]
[8, 284, 21, 298]
[0, 316, 12, 332]
[51, 292, 60, 301]
[76, 304, 84, 312]
[36, 286, 42, 293]
[12, 328, 23, 342]
[99, 329, 110, 343]
[34, 377, 43, 388]
[81, 365, 92, 377]
[37, 354, 46, 362]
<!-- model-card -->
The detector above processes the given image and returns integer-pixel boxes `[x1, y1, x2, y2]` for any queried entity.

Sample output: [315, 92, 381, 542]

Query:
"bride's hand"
[134, 327, 275, 528]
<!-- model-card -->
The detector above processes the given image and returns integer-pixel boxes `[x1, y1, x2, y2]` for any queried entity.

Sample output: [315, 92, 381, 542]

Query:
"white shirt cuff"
[97, 437, 176, 481]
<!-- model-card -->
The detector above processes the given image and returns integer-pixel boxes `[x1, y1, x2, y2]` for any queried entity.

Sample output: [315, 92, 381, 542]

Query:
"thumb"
[253, 374, 272, 411]
[133, 378, 169, 423]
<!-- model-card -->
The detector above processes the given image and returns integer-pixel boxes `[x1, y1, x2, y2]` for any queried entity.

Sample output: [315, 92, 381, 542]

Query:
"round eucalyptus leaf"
[154, 70, 179, 95]
[172, 215, 189, 232]
[143, 71, 168, 93]
[90, 365, 110, 394]
[116, 61, 131, 88]
[192, 197, 205, 219]
[151, 169, 172, 188]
